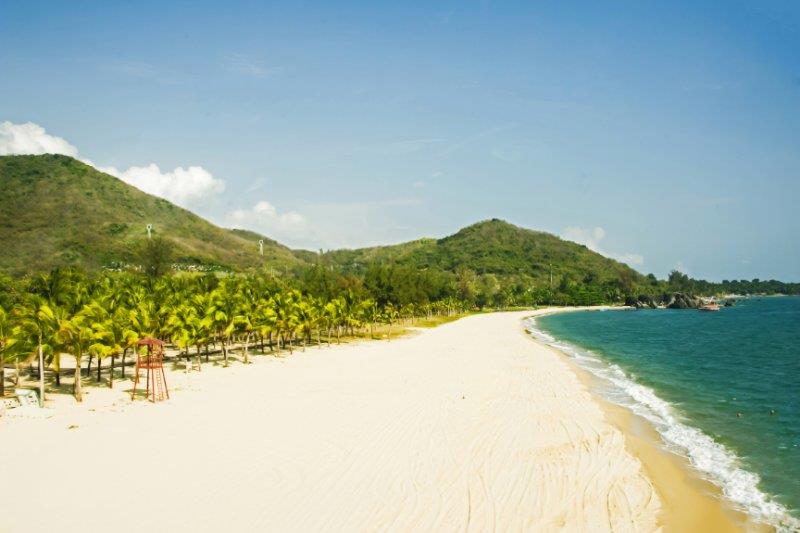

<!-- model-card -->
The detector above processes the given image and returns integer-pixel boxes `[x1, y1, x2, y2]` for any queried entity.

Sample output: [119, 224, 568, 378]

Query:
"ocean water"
[527, 297, 800, 530]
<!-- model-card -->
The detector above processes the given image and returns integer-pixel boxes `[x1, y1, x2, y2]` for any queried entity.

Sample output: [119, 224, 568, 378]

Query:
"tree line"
[1, 239, 797, 403]
[0, 265, 471, 402]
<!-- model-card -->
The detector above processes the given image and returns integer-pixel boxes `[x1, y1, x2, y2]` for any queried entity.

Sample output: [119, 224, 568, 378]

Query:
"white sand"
[1, 309, 659, 532]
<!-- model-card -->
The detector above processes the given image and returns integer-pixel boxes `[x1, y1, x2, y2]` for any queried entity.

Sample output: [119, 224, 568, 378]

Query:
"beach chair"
[1, 396, 21, 417]
[5, 390, 53, 419]
[15, 389, 39, 407]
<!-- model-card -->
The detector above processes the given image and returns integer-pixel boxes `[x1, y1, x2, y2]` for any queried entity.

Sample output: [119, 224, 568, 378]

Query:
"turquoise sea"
[528, 297, 800, 530]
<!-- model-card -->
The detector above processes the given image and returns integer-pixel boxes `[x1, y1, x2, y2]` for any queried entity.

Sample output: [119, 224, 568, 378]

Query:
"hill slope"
[318, 219, 645, 287]
[0, 155, 643, 288]
[0, 155, 304, 274]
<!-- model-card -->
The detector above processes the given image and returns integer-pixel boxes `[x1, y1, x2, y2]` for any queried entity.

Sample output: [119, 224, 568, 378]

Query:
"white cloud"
[0, 121, 79, 157]
[563, 226, 606, 250]
[96, 163, 225, 207]
[0, 121, 224, 208]
[562, 226, 644, 266]
[228, 201, 306, 236]
[613, 252, 646, 266]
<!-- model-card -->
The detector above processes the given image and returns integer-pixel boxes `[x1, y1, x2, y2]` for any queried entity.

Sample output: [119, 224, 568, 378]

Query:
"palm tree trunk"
[121, 348, 127, 379]
[86, 354, 93, 378]
[221, 340, 228, 366]
[73, 353, 82, 402]
[14, 358, 19, 385]
[109, 355, 115, 388]
[243, 334, 250, 364]
[0, 365, 4, 396]
[96, 356, 102, 382]
[38, 342, 44, 407]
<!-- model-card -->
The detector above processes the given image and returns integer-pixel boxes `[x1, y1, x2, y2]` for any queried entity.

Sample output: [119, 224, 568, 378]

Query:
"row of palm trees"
[0, 271, 469, 403]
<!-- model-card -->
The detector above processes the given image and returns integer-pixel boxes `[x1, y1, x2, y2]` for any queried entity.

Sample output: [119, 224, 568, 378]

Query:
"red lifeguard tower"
[131, 337, 169, 402]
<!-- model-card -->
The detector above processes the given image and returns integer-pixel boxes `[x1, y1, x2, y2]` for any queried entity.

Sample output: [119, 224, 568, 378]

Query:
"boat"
[700, 303, 721, 312]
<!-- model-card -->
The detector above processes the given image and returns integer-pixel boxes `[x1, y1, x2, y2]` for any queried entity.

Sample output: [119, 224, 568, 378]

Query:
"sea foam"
[525, 316, 799, 532]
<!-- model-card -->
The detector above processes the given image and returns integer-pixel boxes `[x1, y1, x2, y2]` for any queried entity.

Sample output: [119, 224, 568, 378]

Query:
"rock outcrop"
[627, 293, 704, 309]
[664, 292, 703, 309]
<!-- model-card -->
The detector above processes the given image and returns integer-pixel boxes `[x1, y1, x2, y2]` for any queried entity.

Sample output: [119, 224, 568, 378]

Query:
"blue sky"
[1, 1, 798, 280]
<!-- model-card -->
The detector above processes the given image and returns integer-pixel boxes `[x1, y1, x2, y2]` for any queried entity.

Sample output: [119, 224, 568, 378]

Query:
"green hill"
[0, 155, 644, 292]
[0, 154, 304, 274]
[319, 219, 645, 288]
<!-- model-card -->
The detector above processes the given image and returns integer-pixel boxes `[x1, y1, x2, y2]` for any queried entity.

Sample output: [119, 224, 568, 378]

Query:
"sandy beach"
[2, 309, 739, 532]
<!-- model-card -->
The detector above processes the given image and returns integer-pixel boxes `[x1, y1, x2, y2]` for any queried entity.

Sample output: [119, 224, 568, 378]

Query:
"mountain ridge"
[0, 155, 644, 288]
[317, 218, 645, 289]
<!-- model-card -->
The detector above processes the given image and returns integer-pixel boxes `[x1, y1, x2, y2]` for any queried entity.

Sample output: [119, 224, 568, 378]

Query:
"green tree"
[0, 306, 20, 397]
[56, 310, 96, 402]
[138, 237, 173, 278]
[16, 296, 58, 406]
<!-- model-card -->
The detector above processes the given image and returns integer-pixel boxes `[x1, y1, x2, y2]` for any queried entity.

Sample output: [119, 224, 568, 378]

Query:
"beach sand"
[1, 309, 745, 532]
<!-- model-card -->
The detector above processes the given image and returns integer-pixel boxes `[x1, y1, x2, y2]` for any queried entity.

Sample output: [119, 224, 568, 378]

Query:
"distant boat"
[700, 303, 721, 312]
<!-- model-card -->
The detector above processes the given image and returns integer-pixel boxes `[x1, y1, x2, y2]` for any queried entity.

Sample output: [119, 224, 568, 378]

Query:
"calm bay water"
[530, 297, 800, 529]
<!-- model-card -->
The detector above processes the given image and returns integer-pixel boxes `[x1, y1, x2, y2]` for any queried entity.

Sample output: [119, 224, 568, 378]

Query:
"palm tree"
[296, 298, 318, 351]
[340, 291, 363, 337]
[189, 292, 213, 364]
[111, 307, 139, 386]
[384, 303, 399, 339]
[84, 301, 131, 387]
[56, 310, 95, 402]
[271, 291, 300, 354]
[166, 303, 196, 365]
[0, 305, 20, 397]
[233, 281, 261, 363]
[255, 299, 277, 354]
[324, 298, 346, 344]
[208, 283, 241, 366]
[360, 299, 379, 339]
[16, 296, 57, 406]
[237, 300, 256, 364]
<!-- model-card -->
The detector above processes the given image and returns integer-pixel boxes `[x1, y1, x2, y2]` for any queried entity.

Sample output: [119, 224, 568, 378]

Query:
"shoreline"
[524, 307, 772, 532]
[1, 308, 776, 532]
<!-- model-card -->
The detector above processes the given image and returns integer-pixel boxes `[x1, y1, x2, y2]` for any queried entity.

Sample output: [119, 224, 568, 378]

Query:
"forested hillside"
[0, 155, 303, 274]
[1, 155, 796, 308]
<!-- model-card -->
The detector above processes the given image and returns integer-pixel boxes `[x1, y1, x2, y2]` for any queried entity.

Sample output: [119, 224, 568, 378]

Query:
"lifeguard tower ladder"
[131, 337, 169, 402]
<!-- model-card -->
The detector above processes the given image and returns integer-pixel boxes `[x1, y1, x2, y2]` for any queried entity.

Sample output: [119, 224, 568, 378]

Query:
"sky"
[1, 1, 798, 281]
